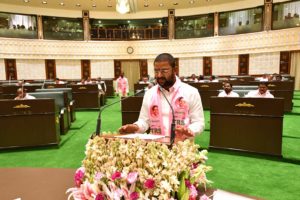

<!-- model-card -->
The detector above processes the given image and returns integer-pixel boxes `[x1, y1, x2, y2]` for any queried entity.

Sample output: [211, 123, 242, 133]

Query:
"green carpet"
[0, 96, 299, 200]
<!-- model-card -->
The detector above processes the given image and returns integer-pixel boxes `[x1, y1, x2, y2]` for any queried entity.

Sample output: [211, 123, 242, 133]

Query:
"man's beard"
[156, 77, 175, 88]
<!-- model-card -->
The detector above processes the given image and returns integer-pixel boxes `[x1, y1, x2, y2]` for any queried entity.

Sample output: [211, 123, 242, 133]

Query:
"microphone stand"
[91, 89, 145, 139]
[159, 87, 176, 146]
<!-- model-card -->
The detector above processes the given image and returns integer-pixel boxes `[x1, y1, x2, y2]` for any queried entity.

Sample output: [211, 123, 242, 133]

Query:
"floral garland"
[67, 136, 212, 200]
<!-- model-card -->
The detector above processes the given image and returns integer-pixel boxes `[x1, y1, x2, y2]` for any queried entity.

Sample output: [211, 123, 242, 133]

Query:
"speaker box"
[168, 9, 175, 16]
[82, 10, 89, 18]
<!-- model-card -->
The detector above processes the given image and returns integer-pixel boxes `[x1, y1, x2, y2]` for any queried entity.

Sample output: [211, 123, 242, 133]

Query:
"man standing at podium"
[119, 53, 204, 139]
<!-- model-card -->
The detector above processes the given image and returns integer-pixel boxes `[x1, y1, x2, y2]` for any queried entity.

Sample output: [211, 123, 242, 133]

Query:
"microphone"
[92, 88, 145, 138]
[158, 86, 176, 146]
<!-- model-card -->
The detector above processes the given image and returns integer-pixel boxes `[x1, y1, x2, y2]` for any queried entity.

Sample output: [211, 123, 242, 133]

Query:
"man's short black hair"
[259, 82, 268, 87]
[154, 53, 176, 68]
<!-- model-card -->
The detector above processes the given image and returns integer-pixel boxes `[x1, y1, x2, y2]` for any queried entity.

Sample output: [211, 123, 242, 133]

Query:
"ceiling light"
[159, 3, 164, 7]
[42, 1, 47, 4]
[76, 3, 81, 7]
[92, 4, 96, 8]
[60, 2, 64, 6]
[116, 0, 130, 14]
[24, 0, 30, 3]
[189, 0, 195, 4]
[173, 2, 178, 5]
[144, 4, 149, 7]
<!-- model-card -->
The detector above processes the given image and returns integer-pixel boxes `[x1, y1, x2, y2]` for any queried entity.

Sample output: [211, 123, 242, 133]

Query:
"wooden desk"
[0, 99, 60, 149]
[209, 97, 284, 156]
[189, 82, 223, 109]
[1, 84, 42, 99]
[121, 96, 143, 125]
[69, 84, 99, 109]
[134, 83, 148, 92]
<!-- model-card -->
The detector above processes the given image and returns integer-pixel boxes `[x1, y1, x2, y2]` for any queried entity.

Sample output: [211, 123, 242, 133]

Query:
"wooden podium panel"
[0, 99, 60, 149]
[121, 96, 143, 125]
[103, 79, 114, 97]
[69, 84, 99, 109]
[210, 97, 284, 156]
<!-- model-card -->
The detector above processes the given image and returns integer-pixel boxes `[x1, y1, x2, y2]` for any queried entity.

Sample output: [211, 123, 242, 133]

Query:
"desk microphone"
[159, 86, 176, 146]
[92, 88, 145, 138]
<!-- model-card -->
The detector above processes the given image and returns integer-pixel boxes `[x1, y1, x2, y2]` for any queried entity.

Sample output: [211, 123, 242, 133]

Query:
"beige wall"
[179, 57, 203, 76]
[91, 60, 114, 79]
[16, 59, 45, 80]
[212, 55, 239, 76]
[0, 59, 5, 80]
[249, 52, 280, 75]
[56, 60, 81, 79]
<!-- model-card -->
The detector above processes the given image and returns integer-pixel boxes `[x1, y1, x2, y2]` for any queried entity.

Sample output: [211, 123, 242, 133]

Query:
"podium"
[121, 96, 143, 125]
[210, 97, 284, 156]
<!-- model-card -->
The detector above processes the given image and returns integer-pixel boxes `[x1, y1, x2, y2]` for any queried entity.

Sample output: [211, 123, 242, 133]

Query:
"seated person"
[218, 82, 239, 97]
[96, 77, 106, 93]
[139, 76, 150, 84]
[14, 88, 36, 100]
[257, 74, 270, 82]
[77, 79, 85, 85]
[55, 78, 65, 84]
[188, 74, 198, 82]
[210, 75, 219, 82]
[198, 75, 205, 82]
[244, 82, 274, 98]
[84, 77, 94, 84]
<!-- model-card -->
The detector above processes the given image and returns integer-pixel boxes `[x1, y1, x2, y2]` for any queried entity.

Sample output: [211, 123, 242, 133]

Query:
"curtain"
[290, 51, 300, 90]
[121, 61, 140, 92]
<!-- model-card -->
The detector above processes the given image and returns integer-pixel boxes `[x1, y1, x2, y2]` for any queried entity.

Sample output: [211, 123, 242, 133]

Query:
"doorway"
[121, 61, 140, 92]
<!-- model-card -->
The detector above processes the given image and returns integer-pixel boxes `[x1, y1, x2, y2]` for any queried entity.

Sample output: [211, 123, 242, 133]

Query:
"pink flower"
[185, 179, 192, 189]
[192, 163, 199, 169]
[144, 179, 155, 189]
[74, 167, 85, 187]
[94, 172, 105, 181]
[127, 172, 138, 184]
[189, 185, 198, 199]
[200, 194, 211, 200]
[95, 193, 105, 200]
[130, 192, 139, 200]
[111, 171, 122, 181]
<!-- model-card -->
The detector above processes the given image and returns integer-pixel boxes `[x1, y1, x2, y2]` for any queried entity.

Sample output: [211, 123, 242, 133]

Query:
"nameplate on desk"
[200, 85, 209, 88]
[79, 86, 87, 90]
[267, 84, 276, 87]
[13, 104, 31, 109]
[114, 134, 166, 140]
[235, 102, 255, 108]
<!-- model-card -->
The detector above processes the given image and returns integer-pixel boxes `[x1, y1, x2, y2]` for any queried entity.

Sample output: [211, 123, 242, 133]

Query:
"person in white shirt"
[245, 82, 274, 98]
[84, 77, 94, 84]
[55, 78, 65, 84]
[116, 72, 129, 97]
[218, 82, 239, 97]
[14, 88, 36, 100]
[119, 53, 205, 139]
[139, 76, 150, 84]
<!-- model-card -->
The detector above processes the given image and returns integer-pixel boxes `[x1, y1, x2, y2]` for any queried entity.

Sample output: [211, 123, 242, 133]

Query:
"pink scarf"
[117, 77, 127, 96]
[148, 81, 190, 136]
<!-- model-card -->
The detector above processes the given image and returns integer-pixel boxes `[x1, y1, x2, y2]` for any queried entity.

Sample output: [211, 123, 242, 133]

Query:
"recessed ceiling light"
[159, 3, 164, 7]
[107, 5, 112, 7]
[76, 3, 81, 7]
[189, 0, 195, 4]
[92, 4, 96, 8]
[60, 2, 64, 6]
[42, 1, 47, 4]
[24, 0, 30, 3]
[144, 4, 149, 7]
[173, 2, 178, 5]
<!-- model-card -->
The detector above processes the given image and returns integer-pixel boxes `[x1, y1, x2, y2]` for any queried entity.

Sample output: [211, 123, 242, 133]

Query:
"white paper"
[114, 134, 165, 140]
[213, 189, 255, 200]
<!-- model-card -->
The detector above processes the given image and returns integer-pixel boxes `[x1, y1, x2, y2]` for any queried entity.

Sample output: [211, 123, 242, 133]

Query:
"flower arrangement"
[67, 136, 212, 200]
